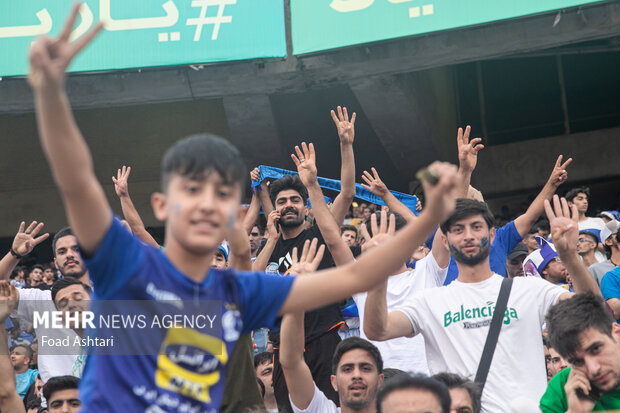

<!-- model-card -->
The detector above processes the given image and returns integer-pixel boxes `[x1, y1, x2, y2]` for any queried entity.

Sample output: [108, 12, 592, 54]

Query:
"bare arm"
[363, 278, 415, 341]
[431, 227, 451, 269]
[243, 168, 262, 235]
[0, 222, 48, 280]
[112, 166, 159, 248]
[329, 106, 356, 225]
[279, 162, 459, 315]
[361, 168, 416, 222]
[455, 125, 484, 198]
[292, 142, 354, 267]
[229, 210, 252, 272]
[0, 282, 25, 413]
[257, 179, 274, 217]
[545, 196, 602, 300]
[251, 210, 280, 271]
[514, 155, 572, 237]
[606, 298, 620, 319]
[29, 8, 109, 255]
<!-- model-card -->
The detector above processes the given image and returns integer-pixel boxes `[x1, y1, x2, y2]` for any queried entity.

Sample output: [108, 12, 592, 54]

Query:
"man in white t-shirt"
[364, 197, 602, 412]
[354, 211, 450, 375]
[7, 228, 91, 382]
[566, 187, 606, 262]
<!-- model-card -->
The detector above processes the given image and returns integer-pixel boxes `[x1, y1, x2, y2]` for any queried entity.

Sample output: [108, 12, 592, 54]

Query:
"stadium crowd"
[2, 5, 620, 413]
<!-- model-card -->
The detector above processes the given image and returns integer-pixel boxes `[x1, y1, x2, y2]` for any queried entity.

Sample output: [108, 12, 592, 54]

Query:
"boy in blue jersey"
[27, 5, 461, 412]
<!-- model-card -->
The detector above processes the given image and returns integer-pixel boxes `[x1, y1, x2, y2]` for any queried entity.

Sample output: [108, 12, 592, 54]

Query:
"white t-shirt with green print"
[395, 273, 566, 413]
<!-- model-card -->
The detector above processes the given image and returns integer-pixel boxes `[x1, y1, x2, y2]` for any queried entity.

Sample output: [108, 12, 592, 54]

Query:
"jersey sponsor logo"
[156, 327, 228, 403]
[265, 262, 279, 275]
[443, 301, 519, 327]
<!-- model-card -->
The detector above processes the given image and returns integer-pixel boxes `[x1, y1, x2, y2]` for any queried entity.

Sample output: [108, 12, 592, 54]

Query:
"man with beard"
[365, 197, 601, 411]
[3, 228, 90, 381]
[540, 292, 620, 412]
[254, 107, 357, 411]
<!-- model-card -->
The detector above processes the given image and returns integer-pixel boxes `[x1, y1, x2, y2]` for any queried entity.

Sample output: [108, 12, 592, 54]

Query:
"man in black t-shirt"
[253, 107, 357, 412]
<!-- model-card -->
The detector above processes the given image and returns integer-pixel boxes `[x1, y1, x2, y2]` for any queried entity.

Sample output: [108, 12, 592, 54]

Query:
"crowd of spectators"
[1, 6, 620, 413]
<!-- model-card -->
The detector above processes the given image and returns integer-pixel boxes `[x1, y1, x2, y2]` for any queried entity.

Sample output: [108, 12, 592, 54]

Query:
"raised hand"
[545, 195, 579, 255]
[420, 162, 459, 223]
[330, 106, 356, 145]
[112, 166, 131, 198]
[360, 210, 396, 252]
[267, 210, 281, 238]
[361, 168, 388, 197]
[291, 142, 317, 187]
[290, 238, 325, 275]
[28, 3, 104, 91]
[12, 221, 49, 258]
[0, 281, 18, 322]
[457, 126, 484, 173]
[547, 155, 572, 187]
[250, 167, 261, 183]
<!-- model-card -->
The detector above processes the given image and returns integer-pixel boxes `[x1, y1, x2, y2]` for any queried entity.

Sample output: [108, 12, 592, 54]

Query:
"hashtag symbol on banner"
[187, 0, 237, 41]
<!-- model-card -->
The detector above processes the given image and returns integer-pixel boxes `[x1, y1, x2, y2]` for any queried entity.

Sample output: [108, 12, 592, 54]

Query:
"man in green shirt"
[540, 293, 620, 412]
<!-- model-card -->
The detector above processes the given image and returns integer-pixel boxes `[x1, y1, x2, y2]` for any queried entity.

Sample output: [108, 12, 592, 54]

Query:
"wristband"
[10, 249, 22, 259]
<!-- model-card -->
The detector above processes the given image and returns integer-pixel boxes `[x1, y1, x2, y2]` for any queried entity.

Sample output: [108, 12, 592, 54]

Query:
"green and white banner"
[291, 0, 606, 55]
[0, 0, 286, 77]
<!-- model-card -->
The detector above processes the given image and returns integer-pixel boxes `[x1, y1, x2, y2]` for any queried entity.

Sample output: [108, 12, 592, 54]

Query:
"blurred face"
[362, 208, 372, 220]
[249, 226, 262, 254]
[34, 375, 44, 398]
[542, 259, 568, 284]
[54, 235, 87, 278]
[331, 349, 383, 410]
[523, 234, 539, 253]
[449, 387, 474, 413]
[568, 325, 620, 393]
[445, 215, 495, 267]
[341, 230, 357, 247]
[274, 189, 307, 229]
[506, 255, 526, 278]
[29, 268, 43, 282]
[211, 251, 227, 270]
[380, 388, 442, 413]
[43, 268, 56, 283]
[570, 193, 588, 214]
[15, 270, 24, 281]
[256, 361, 274, 397]
[548, 347, 569, 377]
[10, 346, 30, 370]
[577, 234, 597, 255]
[544, 345, 552, 381]
[152, 172, 241, 255]
[55, 284, 91, 333]
[48, 389, 81, 413]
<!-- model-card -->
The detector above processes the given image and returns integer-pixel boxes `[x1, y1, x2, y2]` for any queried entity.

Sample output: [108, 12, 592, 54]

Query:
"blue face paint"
[480, 237, 489, 248]
[449, 245, 459, 255]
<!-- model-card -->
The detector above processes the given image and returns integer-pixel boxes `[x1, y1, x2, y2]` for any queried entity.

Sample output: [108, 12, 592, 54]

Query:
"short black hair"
[532, 219, 550, 234]
[254, 351, 273, 369]
[376, 374, 451, 413]
[26, 397, 42, 410]
[10, 344, 33, 360]
[366, 211, 407, 238]
[546, 292, 615, 361]
[43, 375, 80, 403]
[251, 225, 265, 236]
[382, 368, 407, 382]
[269, 174, 308, 205]
[52, 227, 74, 255]
[51, 278, 92, 304]
[332, 337, 383, 375]
[440, 199, 495, 234]
[161, 134, 246, 192]
[432, 372, 481, 413]
[565, 187, 590, 203]
[30, 264, 44, 273]
[340, 225, 358, 236]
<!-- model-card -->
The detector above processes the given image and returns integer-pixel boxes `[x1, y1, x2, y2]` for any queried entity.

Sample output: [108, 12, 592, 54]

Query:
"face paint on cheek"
[227, 208, 236, 231]
[172, 204, 182, 215]
[480, 237, 489, 248]
[449, 245, 459, 255]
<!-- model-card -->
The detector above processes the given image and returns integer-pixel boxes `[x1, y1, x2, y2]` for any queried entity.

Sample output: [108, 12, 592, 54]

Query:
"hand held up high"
[291, 142, 318, 187]
[12, 221, 49, 257]
[28, 3, 103, 92]
[0, 281, 18, 322]
[544, 195, 579, 256]
[420, 162, 459, 223]
[112, 166, 131, 198]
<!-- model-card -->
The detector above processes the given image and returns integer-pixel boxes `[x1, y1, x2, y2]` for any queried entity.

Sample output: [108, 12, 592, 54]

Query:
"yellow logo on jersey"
[155, 326, 228, 403]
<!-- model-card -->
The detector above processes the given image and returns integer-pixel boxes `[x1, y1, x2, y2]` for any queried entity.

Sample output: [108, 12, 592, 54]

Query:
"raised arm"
[329, 106, 356, 224]
[280, 241, 325, 410]
[456, 125, 484, 198]
[361, 167, 416, 222]
[112, 166, 159, 248]
[0, 282, 25, 413]
[229, 208, 252, 271]
[279, 162, 459, 315]
[243, 168, 262, 235]
[545, 196, 602, 300]
[292, 142, 354, 266]
[514, 155, 572, 237]
[0, 221, 48, 281]
[29, 7, 109, 255]
[252, 210, 280, 271]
